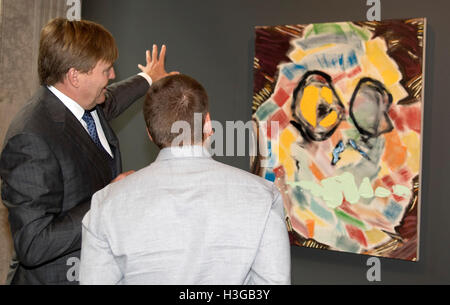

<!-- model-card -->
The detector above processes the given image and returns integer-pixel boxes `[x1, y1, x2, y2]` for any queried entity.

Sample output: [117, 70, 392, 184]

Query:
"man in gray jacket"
[80, 74, 291, 285]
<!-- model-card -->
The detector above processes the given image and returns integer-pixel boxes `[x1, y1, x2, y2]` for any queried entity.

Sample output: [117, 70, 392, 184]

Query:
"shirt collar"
[47, 85, 88, 121]
[155, 145, 212, 162]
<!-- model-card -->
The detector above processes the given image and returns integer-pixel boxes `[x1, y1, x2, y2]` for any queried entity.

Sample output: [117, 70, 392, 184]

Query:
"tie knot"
[82, 110, 94, 124]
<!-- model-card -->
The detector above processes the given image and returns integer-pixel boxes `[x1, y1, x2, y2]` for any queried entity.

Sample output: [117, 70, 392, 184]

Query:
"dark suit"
[0, 75, 149, 284]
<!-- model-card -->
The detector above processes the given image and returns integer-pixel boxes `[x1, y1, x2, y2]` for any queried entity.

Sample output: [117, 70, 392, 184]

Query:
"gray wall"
[83, 0, 450, 284]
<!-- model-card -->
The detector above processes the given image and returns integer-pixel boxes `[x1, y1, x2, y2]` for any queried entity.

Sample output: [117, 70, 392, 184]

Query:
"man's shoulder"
[199, 158, 277, 192]
[5, 88, 61, 140]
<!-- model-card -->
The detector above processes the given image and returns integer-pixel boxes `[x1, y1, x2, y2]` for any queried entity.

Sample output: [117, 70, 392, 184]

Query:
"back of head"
[38, 18, 118, 86]
[143, 74, 209, 149]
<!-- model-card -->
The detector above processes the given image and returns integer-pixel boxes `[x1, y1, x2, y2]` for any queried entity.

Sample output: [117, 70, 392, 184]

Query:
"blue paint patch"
[315, 53, 351, 71]
[348, 139, 370, 160]
[282, 66, 294, 80]
[282, 64, 307, 80]
[293, 64, 307, 72]
[336, 220, 346, 234]
[336, 235, 360, 253]
[383, 201, 403, 223]
[346, 49, 358, 68]
[332, 140, 345, 165]
[310, 199, 334, 223]
[292, 186, 307, 208]
[264, 171, 276, 182]
[265, 141, 277, 168]
[338, 54, 344, 68]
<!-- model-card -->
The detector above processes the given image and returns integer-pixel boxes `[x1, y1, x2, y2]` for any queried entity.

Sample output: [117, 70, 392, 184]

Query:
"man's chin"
[95, 93, 106, 104]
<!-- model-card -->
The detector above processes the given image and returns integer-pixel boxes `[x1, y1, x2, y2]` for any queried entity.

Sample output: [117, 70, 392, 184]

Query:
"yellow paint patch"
[280, 128, 296, 150]
[293, 205, 327, 227]
[401, 131, 421, 174]
[278, 129, 296, 179]
[388, 83, 408, 104]
[334, 148, 361, 168]
[320, 111, 338, 127]
[365, 228, 390, 245]
[320, 86, 333, 104]
[300, 85, 319, 127]
[378, 160, 391, 178]
[290, 49, 307, 63]
[365, 39, 402, 87]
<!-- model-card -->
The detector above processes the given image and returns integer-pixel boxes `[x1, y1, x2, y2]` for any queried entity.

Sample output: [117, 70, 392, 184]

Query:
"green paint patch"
[313, 23, 345, 36]
[348, 22, 371, 41]
[334, 209, 366, 230]
[375, 186, 391, 197]
[393, 185, 411, 198]
[359, 177, 374, 198]
[255, 100, 279, 121]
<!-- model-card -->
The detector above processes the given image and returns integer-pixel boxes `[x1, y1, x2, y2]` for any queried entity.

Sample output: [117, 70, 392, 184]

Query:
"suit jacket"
[79, 146, 291, 285]
[0, 75, 149, 284]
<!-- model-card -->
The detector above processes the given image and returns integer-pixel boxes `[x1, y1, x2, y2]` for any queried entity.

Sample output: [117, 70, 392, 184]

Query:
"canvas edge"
[416, 16, 427, 263]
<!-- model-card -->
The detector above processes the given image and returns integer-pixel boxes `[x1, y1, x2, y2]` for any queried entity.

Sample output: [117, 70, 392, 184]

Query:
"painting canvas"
[251, 18, 426, 261]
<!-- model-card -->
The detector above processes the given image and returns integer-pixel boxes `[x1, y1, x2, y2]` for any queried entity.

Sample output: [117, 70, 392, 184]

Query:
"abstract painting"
[251, 18, 426, 261]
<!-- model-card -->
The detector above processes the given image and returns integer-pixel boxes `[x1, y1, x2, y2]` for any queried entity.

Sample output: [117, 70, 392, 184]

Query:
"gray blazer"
[80, 145, 291, 285]
[0, 75, 149, 284]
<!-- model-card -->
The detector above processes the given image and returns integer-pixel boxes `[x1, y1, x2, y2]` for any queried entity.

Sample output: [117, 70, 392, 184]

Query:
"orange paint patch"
[330, 129, 342, 147]
[338, 120, 352, 130]
[306, 219, 315, 238]
[382, 131, 407, 171]
[309, 162, 325, 181]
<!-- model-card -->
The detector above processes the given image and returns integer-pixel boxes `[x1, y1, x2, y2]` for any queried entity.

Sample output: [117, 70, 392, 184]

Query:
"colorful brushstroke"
[252, 19, 425, 261]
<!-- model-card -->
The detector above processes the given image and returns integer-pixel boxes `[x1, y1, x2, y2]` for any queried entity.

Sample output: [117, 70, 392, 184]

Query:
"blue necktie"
[82, 110, 116, 179]
[82, 110, 104, 151]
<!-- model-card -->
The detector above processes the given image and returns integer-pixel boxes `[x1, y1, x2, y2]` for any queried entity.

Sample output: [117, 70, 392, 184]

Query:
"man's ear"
[203, 112, 213, 139]
[146, 127, 154, 142]
[66, 67, 80, 88]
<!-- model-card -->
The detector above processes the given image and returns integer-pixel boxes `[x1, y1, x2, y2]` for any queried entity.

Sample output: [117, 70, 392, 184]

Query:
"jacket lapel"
[96, 106, 122, 175]
[42, 87, 113, 184]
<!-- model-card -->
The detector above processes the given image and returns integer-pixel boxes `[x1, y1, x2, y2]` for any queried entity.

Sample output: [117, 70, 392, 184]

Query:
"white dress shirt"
[47, 85, 114, 157]
[47, 73, 152, 158]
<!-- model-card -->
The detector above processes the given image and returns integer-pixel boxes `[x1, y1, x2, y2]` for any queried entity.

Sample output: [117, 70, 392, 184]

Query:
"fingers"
[159, 44, 167, 63]
[152, 44, 158, 63]
[146, 49, 151, 64]
[137, 64, 145, 71]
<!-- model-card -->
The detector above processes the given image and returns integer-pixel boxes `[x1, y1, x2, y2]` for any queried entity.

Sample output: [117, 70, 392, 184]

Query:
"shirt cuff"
[138, 72, 153, 86]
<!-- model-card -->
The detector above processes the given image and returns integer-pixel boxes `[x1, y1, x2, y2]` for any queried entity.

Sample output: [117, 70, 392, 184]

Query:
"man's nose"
[109, 67, 116, 80]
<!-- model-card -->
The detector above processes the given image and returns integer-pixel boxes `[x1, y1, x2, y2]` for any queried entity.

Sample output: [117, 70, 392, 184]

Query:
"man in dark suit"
[0, 18, 176, 284]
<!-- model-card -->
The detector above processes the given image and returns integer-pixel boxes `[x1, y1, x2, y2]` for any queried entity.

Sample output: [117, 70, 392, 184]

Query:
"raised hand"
[138, 44, 179, 83]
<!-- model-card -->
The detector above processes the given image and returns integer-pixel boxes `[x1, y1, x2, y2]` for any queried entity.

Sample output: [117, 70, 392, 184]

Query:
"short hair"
[38, 18, 118, 86]
[143, 74, 209, 149]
